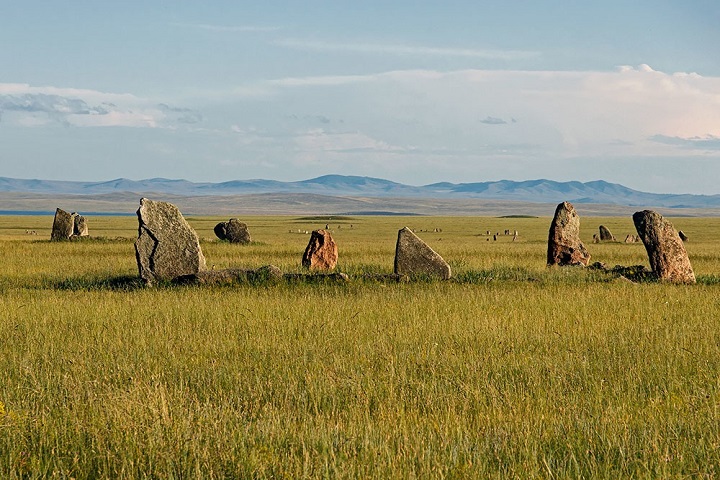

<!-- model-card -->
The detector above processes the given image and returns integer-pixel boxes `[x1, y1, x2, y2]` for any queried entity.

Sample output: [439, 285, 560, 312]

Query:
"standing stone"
[598, 225, 615, 241]
[134, 198, 206, 283]
[302, 229, 338, 271]
[547, 202, 591, 266]
[394, 227, 452, 279]
[678, 230, 688, 242]
[50, 208, 75, 241]
[73, 214, 89, 237]
[624, 234, 636, 243]
[633, 210, 695, 283]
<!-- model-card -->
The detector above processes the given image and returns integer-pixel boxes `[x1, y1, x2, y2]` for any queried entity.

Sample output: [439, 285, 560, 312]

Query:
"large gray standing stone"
[134, 198, 206, 283]
[547, 202, 591, 266]
[394, 227, 452, 279]
[302, 229, 338, 271]
[632, 210, 695, 284]
[73, 213, 89, 237]
[598, 225, 615, 241]
[50, 208, 75, 241]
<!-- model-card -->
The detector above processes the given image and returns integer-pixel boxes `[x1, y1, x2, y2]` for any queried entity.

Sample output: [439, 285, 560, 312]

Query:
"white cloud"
[0, 84, 201, 129]
[171, 23, 280, 33]
[274, 38, 539, 61]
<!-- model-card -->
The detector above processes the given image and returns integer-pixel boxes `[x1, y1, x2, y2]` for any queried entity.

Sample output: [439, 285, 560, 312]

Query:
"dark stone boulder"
[633, 210, 695, 284]
[678, 230, 688, 242]
[214, 219, 251, 244]
[394, 227, 451, 279]
[134, 198, 206, 284]
[302, 229, 338, 271]
[547, 202, 591, 266]
[598, 225, 615, 241]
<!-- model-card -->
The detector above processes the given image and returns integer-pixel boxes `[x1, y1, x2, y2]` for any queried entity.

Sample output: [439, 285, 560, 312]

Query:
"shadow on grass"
[52, 275, 146, 291]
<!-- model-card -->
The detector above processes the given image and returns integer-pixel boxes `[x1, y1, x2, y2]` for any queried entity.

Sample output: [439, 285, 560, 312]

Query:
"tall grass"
[1, 214, 719, 478]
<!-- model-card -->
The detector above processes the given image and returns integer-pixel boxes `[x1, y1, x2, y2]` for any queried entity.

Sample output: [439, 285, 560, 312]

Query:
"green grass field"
[1, 214, 719, 478]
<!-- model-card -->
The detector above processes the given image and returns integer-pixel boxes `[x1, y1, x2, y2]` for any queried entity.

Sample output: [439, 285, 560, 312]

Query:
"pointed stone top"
[394, 227, 451, 279]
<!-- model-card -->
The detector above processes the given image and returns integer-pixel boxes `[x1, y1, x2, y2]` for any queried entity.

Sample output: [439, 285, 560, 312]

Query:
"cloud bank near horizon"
[1, 64, 719, 194]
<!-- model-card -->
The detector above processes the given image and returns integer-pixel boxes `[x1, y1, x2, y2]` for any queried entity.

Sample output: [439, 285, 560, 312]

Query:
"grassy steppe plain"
[1, 214, 720, 479]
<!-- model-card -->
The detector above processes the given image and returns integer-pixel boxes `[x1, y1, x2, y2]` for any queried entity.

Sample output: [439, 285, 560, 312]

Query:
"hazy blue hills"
[1, 175, 719, 208]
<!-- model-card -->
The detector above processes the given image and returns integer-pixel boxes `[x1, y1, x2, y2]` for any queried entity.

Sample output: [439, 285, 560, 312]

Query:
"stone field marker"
[547, 201, 591, 266]
[302, 229, 338, 271]
[394, 227, 451, 279]
[633, 210, 695, 284]
[135, 198, 206, 283]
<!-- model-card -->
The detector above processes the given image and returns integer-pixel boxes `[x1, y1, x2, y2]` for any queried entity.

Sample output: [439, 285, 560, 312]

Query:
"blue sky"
[1, 1, 719, 194]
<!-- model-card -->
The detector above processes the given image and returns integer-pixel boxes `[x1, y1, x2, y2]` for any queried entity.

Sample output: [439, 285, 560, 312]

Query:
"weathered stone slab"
[302, 229, 338, 271]
[547, 202, 591, 266]
[50, 208, 75, 241]
[633, 210, 695, 284]
[134, 198, 206, 283]
[73, 213, 89, 237]
[598, 225, 615, 241]
[394, 227, 451, 279]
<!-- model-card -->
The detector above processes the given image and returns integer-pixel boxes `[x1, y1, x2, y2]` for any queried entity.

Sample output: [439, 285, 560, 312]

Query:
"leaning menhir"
[135, 198, 206, 283]
[632, 210, 695, 284]
[598, 225, 615, 242]
[394, 227, 451, 279]
[302, 229, 338, 271]
[547, 201, 591, 266]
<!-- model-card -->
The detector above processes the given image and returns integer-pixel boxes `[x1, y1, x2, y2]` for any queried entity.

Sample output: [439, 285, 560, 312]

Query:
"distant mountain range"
[1, 175, 719, 209]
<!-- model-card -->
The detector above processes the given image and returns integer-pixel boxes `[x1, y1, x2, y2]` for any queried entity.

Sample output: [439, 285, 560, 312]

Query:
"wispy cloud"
[650, 134, 720, 150]
[274, 38, 539, 60]
[0, 84, 202, 128]
[480, 116, 508, 125]
[171, 22, 280, 33]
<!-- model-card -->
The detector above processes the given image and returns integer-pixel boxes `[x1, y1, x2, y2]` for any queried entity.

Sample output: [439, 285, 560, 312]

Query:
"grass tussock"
[1, 214, 719, 478]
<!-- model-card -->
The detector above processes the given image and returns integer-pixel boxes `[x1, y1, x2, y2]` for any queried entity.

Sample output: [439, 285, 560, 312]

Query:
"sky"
[1, 1, 719, 194]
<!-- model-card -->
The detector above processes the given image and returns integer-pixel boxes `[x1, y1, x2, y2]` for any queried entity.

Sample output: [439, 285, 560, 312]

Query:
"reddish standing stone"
[302, 229, 338, 271]
[547, 202, 591, 266]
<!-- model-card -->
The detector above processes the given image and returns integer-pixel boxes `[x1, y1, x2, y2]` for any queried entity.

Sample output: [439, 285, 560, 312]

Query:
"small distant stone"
[73, 213, 89, 237]
[633, 210, 695, 284]
[50, 208, 75, 241]
[598, 225, 615, 241]
[302, 229, 338, 271]
[624, 234, 637, 243]
[547, 202, 591, 267]
[214, 219, 251, 244]
[394, 227, 451, 279]
[678, 230, 688, 242]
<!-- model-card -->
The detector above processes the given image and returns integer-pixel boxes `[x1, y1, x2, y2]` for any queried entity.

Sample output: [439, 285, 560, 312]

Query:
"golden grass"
[1, 214, 719, 478]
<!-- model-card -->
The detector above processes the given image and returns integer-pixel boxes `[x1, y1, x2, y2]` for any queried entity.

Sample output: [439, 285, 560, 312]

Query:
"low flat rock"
[302, 229, 338, 271]
[633, 210, 695, 284]
[547, 202, 591, 266]
[394, 227, 452, 279]
[50, 208, 75, 241]
[135, 198, 206, 283]
[175, 265, 283, 285]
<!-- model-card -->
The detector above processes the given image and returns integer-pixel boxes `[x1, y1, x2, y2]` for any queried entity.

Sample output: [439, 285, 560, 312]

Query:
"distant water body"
[0, 211, 134, 216]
